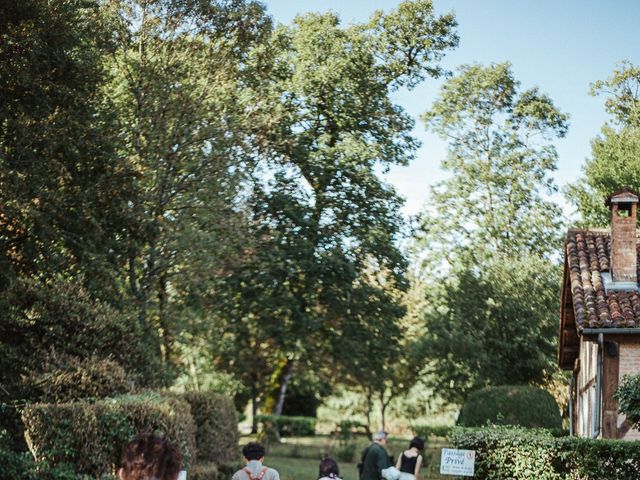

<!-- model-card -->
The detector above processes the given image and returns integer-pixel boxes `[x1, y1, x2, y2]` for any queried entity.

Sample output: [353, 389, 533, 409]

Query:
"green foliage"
[457, 386, 562, 430]
[0, 278, 162, 407]
[453, 426, 640, 479]
[23, 353, 130, 403]
[256, 415, 316, 437]
[190, 462, 241, 480]
[181, 391, 239, 464]
[615, 374, 640, 428]
[414, 62, 567, 404]
[420, 62, 568, 263]
[0, 429, 38, 480]
[336, 420, 369, 442]
[420, 255, 562, 403]
[217, 0, 458, 415]
[569, 62, 640, 225]
[0, 0, 127, 297]
[21, 393, 196, 477]
[567, 124, 640, 226]
[411, 424, 452, 440]
[590, 60, 640, 128]
[335, 442, 358, 463]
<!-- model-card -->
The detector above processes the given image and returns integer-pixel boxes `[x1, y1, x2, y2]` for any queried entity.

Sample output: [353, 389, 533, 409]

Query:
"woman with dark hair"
[118, 433, 183, 480]
[318, 457, 341, 480]
[395, 436, 424, 480]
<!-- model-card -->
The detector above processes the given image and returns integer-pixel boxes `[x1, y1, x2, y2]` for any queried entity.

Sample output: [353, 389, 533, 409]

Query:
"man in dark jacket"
[359, 431, 391, 480]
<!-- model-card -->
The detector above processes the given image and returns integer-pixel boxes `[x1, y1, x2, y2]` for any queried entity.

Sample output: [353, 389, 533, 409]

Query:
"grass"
[252, 435, 451, 480]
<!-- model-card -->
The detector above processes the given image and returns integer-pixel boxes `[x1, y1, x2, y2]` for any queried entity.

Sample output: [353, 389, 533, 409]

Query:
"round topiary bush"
[457, 385, 561, 430]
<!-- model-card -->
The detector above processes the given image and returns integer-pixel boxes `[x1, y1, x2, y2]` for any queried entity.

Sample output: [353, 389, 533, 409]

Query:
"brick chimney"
[606, 188, 639, 284]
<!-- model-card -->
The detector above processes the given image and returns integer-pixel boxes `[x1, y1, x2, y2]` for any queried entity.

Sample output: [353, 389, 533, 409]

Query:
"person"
[318, 457, 342, 480]
[395, 436, 424, 480]
[359, 431, 391, 480]
[232, 442, 280, 480]
[118, 432, 183, 480]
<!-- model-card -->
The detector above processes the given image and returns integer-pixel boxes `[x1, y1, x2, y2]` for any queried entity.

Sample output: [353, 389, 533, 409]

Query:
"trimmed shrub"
[190, 462, 241, 480]
[336, 420, 369, 441]
[0, 429, 38, 480]
[256, 414, 316, 437]
[21, 392, 196, 477]
[180, 391, 239, 464]
[0, 279, 164, 408]
[23, 353, 130, 402]
[452, 426, 640, 479]
[412, 424, 452, 440]
[457, 385, 561, 429]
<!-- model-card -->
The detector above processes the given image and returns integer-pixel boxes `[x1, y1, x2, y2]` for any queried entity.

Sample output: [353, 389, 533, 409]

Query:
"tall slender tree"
[415, 63, 568, 403]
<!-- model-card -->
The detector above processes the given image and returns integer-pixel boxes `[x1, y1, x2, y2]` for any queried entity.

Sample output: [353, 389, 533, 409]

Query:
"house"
[559, 188, 640, 439]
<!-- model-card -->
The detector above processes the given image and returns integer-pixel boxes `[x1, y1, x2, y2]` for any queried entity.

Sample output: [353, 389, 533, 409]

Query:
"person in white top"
[318, 457, 342, 480]
[232, 442, 280, 480]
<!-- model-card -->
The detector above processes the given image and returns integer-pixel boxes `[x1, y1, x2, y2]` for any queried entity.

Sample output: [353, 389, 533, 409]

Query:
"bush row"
[412, 424, 452, 440]
[457, 385, 562, 430]
[452, 426, 640, 479]
[181, 392, 238, 464]
[190, 462, 240, 480]
[255, 414, 316, 437]
[20, 391, 238, 478]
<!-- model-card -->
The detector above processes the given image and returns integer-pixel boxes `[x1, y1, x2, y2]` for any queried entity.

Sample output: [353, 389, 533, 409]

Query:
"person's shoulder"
[232, 468, 246, 480]
[266, 467, 280, 480]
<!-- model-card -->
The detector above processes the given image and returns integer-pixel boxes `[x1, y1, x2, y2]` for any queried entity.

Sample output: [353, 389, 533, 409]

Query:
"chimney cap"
[605, 187, 640, 207]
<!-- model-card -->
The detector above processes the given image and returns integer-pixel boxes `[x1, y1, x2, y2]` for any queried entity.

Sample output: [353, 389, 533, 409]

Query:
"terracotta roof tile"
[566, 229, 640, 331]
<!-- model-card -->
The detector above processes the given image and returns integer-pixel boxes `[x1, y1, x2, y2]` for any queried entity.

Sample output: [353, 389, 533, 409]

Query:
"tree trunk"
[251, 390, 258, 434]
[158, 274, 171, 368]
[274, 359, 294, 416]
[365, 388, 373, 439]
[380, 391, 387, 432]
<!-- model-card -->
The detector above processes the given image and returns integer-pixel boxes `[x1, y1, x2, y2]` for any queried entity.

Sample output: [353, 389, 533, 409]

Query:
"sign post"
[439, 448, 475, 477]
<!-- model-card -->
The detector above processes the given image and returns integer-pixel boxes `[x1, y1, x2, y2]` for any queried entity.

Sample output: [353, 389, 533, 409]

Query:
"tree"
[420, 62, 568, 264]
[218, 0, 459, 414]
[419, 255, 561, 404]
[568, 61, 640, 225]
[101, 0, 271, 378]
[415, 63, 568, 403]
[0, 0, 127, 297]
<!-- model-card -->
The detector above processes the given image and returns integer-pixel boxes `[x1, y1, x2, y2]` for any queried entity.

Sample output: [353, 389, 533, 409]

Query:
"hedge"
[412, 424, 453, 440]
[255, 414, 316, 437]
[181, 391, 239, 464]
[190, 462, 241, 480]
[23, 353, 130, 403]
[21, 392, 196, 477]
[457, 385, 562, 430]
[452, 426, 640, 479]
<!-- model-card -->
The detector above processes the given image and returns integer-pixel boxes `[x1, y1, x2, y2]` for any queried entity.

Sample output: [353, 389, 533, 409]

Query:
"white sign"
[440, 448, 475, 476]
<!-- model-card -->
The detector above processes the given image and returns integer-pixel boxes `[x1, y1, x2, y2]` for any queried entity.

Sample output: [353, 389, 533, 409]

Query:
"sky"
[263, 0, 640, 217]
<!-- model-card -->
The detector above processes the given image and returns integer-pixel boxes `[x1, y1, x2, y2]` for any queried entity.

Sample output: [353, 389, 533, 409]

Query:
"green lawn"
[253, 435, 450, 480]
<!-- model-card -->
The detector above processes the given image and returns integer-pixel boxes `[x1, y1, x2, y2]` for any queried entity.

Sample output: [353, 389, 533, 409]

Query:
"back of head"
[372, 431, 387, 442]
[409, 436, 425, 451]
[120, 433, 182, 480]
[318, 457, 339, 478]
[242, 442, 266, 461]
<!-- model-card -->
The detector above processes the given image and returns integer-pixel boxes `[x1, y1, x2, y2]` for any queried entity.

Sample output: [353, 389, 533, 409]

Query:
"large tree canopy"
[414, 62, 567, 403]
[216, 0, 459, 414]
